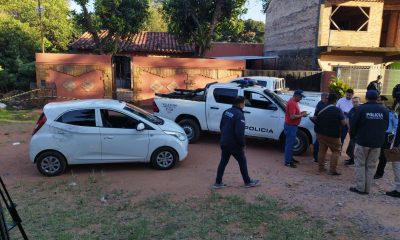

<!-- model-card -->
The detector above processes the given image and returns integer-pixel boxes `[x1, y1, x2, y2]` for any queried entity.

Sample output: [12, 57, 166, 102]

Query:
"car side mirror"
[137, 123, 145, 131]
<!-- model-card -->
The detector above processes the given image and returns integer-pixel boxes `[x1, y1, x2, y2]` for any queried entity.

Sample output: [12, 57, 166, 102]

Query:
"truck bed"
[155, 88, 206, 101]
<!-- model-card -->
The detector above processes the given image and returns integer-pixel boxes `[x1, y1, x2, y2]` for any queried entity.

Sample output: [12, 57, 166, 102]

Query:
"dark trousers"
[375, 133, 391, 177]
[340, 125, 348, 146]
[216, 146, 251, 184]
[313, 140, 319, 161]
[375, 149, 387, 177]
[346, 138, 356, 161]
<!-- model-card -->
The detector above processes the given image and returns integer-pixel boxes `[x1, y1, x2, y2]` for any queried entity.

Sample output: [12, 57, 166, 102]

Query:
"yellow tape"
[0, 89, 41, 102]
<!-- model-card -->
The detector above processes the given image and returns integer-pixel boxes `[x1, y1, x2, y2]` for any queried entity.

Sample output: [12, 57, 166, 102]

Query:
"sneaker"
[292, 158, 300, 164]
[349, 187, 368, 195]
[373, 174, 383, 180]
[386, 190, 400, 198]
[244, 179, 260, 188]
[212, 183, 227, 189]
[313, 159, 318, 163]
[285, 163, 297, 168]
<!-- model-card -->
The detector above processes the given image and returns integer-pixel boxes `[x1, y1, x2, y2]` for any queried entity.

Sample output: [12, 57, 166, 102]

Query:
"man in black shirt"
[315, 93, 347, 175]
[312, 92, 329, 162]
[367, 75, 382, 95]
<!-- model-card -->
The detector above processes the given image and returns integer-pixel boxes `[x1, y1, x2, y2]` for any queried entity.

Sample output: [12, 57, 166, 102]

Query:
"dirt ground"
[1, 123, 399, 239]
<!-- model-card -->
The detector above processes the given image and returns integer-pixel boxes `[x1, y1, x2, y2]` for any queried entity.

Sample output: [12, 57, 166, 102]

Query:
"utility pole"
[37, 0, 45, 53]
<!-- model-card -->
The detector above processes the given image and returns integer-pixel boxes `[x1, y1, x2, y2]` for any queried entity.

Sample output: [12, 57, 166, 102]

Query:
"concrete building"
[264, 0, 400, 71]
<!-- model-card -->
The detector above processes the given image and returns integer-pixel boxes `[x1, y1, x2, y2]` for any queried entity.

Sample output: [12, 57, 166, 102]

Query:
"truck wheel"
[178, 119, 200, 143]
[293, 130, 309, 156]
[151, 147, 178, 170]
[36, 151, 67, 177]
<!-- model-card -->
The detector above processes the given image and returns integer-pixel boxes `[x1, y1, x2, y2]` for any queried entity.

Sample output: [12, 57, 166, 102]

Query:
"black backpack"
[393, 84, 400, 99]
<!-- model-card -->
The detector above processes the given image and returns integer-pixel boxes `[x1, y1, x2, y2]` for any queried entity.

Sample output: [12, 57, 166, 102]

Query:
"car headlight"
[164, 131, 186, 141]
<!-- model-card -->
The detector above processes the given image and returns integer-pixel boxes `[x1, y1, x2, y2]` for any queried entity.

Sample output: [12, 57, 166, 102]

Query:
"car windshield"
[124, 103, 164, 125]
[263, 89, 287, 110]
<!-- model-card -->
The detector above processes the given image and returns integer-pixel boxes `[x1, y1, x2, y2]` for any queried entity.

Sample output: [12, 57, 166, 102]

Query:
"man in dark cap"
[213, 96, 259, 189]
[284, 89, 308, 168]
[350, 90, 389, 195]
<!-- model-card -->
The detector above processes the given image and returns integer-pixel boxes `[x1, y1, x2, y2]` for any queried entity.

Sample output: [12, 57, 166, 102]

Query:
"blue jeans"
[284, 124, 298, 165]
[313, 140, 319, 161]
[341, 125, 348, 146]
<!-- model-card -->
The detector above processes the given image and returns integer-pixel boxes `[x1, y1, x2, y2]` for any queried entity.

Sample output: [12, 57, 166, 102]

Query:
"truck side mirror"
[137, 123, 145, 131]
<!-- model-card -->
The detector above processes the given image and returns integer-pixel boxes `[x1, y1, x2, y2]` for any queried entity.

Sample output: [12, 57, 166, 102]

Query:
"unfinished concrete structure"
[264, 0, 400, 71]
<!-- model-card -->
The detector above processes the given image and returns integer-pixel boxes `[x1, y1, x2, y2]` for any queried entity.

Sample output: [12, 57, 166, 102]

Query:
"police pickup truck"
[231, 76, 322, 108]
[153, 81, 316, 155]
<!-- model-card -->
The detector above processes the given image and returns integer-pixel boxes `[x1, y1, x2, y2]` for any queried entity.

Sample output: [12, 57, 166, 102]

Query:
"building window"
[330, 6, 370, 31]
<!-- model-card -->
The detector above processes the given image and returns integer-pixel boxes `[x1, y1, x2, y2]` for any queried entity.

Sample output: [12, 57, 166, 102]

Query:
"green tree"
[74, 0, 150, 54]
[0, 14, 40, 92]
[0, 0, 77, 52]
[144, 2, 168, 32]
[241, 19, 264, 43]
[162, 0, 247, 57]
[261, 0, 272, 13]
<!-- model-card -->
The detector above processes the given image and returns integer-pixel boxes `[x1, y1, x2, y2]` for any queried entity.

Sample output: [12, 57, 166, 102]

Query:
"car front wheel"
[36, 151, 67, 177]
[151, 147, 178, 170]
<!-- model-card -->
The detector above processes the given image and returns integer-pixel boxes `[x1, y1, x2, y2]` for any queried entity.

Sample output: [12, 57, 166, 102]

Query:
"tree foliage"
[144, 2, 168, 32]
[329, 76, 352, 98]
[0, 0, 77, 52]
[73, 0, 150, 54]
[162, 0, 247, 57]
[214, 18, 265, 43]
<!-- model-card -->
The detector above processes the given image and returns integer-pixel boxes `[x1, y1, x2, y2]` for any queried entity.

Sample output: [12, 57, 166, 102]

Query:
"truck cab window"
[213, 88, 238, 104]
[244, 91, 273, 110]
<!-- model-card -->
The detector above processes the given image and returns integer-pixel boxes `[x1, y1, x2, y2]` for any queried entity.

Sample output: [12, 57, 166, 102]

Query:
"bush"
[329, 76, 352, 97]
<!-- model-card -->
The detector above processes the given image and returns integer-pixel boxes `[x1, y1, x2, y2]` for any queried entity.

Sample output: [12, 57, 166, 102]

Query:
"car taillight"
[32, 113, 47, 136]
[153, 101, 160, 113]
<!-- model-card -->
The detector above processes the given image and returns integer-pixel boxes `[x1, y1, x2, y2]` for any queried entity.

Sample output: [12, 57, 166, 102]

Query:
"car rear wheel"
[293, 130, 309, 156]
[151, 147, 178, 170]
[178, 119, 200, 143]
[36, 151, 67, 177]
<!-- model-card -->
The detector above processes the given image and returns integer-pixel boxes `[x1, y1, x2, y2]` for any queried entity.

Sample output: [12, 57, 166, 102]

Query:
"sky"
[69, 0, 266, 23]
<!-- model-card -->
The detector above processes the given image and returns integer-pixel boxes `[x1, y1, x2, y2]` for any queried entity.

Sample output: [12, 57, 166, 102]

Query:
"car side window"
[213, 88, 238, 104]
[100, 109, 139, 129]
[56, 109, 96, 127]
[244, 91, 273, 110]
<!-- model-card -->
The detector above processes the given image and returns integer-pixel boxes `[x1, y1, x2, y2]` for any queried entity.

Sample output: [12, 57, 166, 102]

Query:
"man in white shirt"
[336, 89, 354, 145]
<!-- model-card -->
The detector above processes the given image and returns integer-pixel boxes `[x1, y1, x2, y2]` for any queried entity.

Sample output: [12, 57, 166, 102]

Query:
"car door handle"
[210, 107, 219, 110]
[244, 111, 251, 114]
[104, 136, 114, 139]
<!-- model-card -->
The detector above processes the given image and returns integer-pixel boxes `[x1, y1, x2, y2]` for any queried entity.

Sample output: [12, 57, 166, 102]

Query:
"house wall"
[205, 43, 264, 57]
[319, 1, 385, 48]
[35, 53, 113, 100]
[263, 0, 321, 69]
[130, 57, 245, 104]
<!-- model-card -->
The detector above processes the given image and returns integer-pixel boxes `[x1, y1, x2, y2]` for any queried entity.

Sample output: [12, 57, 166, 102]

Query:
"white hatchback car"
[29, 99, 188, 176]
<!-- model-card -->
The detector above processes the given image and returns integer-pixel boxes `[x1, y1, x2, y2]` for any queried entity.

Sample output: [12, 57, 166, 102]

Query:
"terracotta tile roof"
[69, 31, 194, 55]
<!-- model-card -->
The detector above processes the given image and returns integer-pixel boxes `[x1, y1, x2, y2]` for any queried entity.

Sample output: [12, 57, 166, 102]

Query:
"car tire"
[36, 151, 67, 177]
[0, 200, 9, 240]
[293, 130, 309, 156]
[151, 147, 178, 170]
[178, 119, 200, 143]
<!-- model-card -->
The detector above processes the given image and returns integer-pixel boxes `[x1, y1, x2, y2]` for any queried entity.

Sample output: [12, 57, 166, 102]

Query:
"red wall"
[205, 42, 264, 58]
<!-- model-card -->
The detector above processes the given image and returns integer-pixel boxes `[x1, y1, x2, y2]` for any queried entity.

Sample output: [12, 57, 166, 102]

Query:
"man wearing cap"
[284, 90, 308, 168]
[367, 75, 383, 95]
[350, 90, 389, 195]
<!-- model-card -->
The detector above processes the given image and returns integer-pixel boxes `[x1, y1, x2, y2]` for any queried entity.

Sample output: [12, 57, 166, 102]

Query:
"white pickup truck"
[153, 82, 316, 155]
[231, 76, 322, 108]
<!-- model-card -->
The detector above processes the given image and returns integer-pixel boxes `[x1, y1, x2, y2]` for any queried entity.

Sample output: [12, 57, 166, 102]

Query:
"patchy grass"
[2, 177, 363, 240]
[0, 109, 40, 123]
